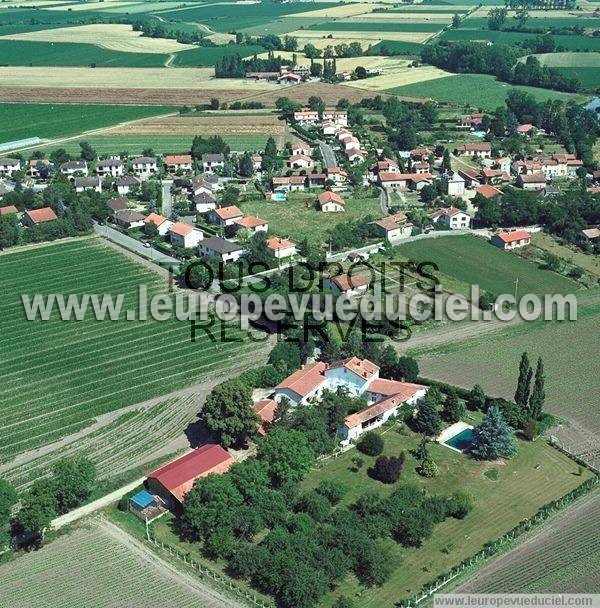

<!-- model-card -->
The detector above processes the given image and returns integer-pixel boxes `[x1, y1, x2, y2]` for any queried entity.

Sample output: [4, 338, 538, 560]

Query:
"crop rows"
[0, 240, 265, 464]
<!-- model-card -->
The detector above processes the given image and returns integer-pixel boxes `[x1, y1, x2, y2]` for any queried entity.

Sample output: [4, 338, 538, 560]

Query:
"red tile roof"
[164, 154, 192, 165]
[266, 236, 295, 251]
[328, 357, 379, 380]
[214, 205, 242, 220]
[330, 273, 370, 292]
[495, 230, 531, 243]
[26, 207, 57, 224]
[147, 444, 234, 502]
[145, 212, 168, 227]
[476, 184, 503, 198]
[275, 362, 327, 398]
[317, 191, 345, 205]
[169, 221, 194, 236]
[253, 399, 277, 436]
[235, 215, 267, 229]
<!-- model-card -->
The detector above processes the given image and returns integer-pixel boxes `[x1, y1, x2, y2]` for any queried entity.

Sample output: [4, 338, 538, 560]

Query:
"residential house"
[114, 209, 146, 230]
[322, 110, 348, 127]
[106, 196, 129, 217]
[95, 158, 124, 178]
[251, 154, 262, 171]
[378, 172, 411, 190]
[192, 192, 217, 213]
[370, 212, 413, 244]
[131, 156, 157, 176]
[580, 227, 600, 243]
[273, 362, 329, 405]
[233, 215, 268, 234]
[459, 168, 482, 189]
[317, 191, 345, 212]
[168, 222, 203, 249]
[409, 173, 434, 191]
[457, 113, 484, 129]
[291, 142, 312, 157]
[409, 147, 432, 161]
[146, 444, 234, 508]
[202, 154, 225, 173]
[345, 148, 367, 163]
[74, 176, 102, 193]
[278, 72, 301, 85]
[480, 168, 509, 185]
[326, 273, 371, 298]
[441, 171, 465, 196]
[494, 157, 512, 174]
[246, 71, 279, 82]
[207, 205, 243, 227]
[115, 175, 140, 196]
[253, 399, 278, 436]
[322, 121, 337, 136]
[190, 174, 220, 197]
[60, 160, 88, 177]
[164, 154, 192, 173]
[266, 236, 297, 260]
[144, 212, 173, 236]
[516, 123, 535, 136]
[0, 158, 20, 176]
[326, 167, 347, 186]
[28, 159, 52, 178]
[287, 154, 313, 170]
[430, 207, 471, 230]
[411, 161, 430, 175]
[454, 143, 492, 158]
[293, 110, 319, 125]
[324, 357, 380, 396]
[342, 137, 360, 152]
[476, 184, 503, 199]
[307, 174, 326, 189]
[22, 207, 58, 226]
[198, 235, 244, 263]
[517, 172, 546, 190]
[491, 230, 531, 250]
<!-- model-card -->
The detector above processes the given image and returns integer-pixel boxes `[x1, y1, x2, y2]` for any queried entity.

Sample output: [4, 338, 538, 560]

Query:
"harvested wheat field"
[112, 113, 288, 137]
[290, 30, 432, 46]
[345, 65, 453, 91]
[0, 66, 278, 89]
[2, 24, 196, 54]
[345, 12, 454, 22]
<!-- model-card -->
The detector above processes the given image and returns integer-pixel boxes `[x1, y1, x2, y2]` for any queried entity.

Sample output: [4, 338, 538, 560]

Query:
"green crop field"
[0, 521, 228, 608]
[37, 134, 278, 156]
[553, 67, 600, 91]
[371, 39, 424, 55]
[157, 1, 333, 33]
[441, 28, 600, 51]
[302, 420, 590, 606]
[0, 103, 175, 144]
[240, 190, 382, 245]
[387, 74, 586, 108]
[462, 17, 600, 29]
[395, 234, 578, 297]
[0, 39, 169, 67]
[171, 43, 265, 67]
[308, 21, 444, 32]
[0, 239, 261, 463]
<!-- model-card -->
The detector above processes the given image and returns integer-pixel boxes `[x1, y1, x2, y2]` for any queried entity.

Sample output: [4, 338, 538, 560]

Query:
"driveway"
[94, 223, 180, 272]
[161, 179, 173, 218]
[318, 140, 338, 169]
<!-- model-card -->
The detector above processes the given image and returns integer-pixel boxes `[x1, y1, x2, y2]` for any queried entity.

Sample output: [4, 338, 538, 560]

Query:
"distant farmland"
[0, 239, 264, 463]
[0, 103, 174, 144]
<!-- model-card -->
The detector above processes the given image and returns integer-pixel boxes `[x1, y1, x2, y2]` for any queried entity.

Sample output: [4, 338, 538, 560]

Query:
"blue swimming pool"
[272, 192, 286, 201]
[443, 428, 475, 452]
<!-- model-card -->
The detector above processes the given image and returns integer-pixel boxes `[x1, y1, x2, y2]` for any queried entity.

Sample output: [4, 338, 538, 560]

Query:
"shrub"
[357, 431, 384, 456]
[294, 490, 331, 522]
[418, 455, 439, 478]
[369, 453, 404, 484]
[315, 479, 348, 505]
[447, 490, 474, 519]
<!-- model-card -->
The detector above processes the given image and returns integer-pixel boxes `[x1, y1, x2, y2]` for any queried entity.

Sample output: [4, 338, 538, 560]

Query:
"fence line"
[145, 533, 275, 608]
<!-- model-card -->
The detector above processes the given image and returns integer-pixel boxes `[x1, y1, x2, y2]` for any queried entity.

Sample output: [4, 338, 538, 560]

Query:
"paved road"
[318, 140, 338, 169]
[94, 223, 180, 273]
[161, 179, 173, 218]
[379, 186, 389, 215]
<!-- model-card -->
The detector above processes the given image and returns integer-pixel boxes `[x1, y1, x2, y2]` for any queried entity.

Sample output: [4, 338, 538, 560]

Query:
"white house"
[233, 215, 268, 234]
[491, 230, 531, 250]
[74, 176, 102, 193]
[60, 160, 88, 177]
[115, 175, 141, 196]
[293, 110, 319, 125]
[28, 159, 52, 178]
[454, 143, 492, 158]
[207, 205, 243, 227]
[441, 171, 465, 196]
[165, 154, 192, 173]
[317, 191, 345, 212]
[324, 357, 379, 396]
[132, 156, 158, 176]
[0, 158, 21, 176]
[114, 209, 146, 229]
[430, 207, 471, 230]
[202, 154, 225, 173]
[326, 273, 371, 298]
[273, 362, 329, 405]
[168, 222, 203, 249]
[291, 142, 312, 157]
[322, 110, 348, 126]
[266, 236, 296, 260]
[96, 158, 124, 178]
[287, 154, 313, 170]
[370, 212, 413, 244]
[192, 192, 217, 213]
[198, 235, 244, 263]
[144, 212, 173, 236]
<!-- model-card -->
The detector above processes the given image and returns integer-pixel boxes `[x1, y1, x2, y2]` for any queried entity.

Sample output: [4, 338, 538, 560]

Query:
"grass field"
[346, 64, 452, 91]
[0, 239, 262, 464]
[1, 23, 196, 53]
[454, 490, 600, 593]
[241, 190, 382, 245]
[526, 52, 600, 90]
[386, 74, 586, 108]
[301, 420, 591, 606]
[395, 234, 578, 297]
[0, 520, 232, 608]
[370, 39, 424, 55]
[0, 103, 174, 144]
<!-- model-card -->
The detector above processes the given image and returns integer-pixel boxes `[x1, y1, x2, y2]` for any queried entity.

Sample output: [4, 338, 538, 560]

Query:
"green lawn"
[240, 190, 382, 246]
[395, 234, 578, 297]
[0, 239, 261, 463]
[0, 40, 170, 67]
[387, 74, 586, 109]
[0, 103, 175, 144]
[302, 422, 591, 606]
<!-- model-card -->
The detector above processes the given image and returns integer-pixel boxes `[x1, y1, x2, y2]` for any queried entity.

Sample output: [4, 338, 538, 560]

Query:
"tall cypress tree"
[514, 351, 532, 407]
[528, 357, 545, 420]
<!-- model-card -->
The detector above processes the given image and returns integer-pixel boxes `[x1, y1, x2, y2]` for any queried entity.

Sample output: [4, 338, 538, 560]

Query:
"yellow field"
[290, 29, 431, 47]
[288, 3, 384, 18]
[256, 52, 410, 73]
[0, 66, 280, 90]
[345, 65, 453, 91]
[2, 24, 197, 54]
[206, 32, 236, 45]
[46, 0, 139, 10]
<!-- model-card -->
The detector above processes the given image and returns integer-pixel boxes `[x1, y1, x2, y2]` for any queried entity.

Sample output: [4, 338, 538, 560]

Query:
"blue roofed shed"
[131, 490, 155, 509]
